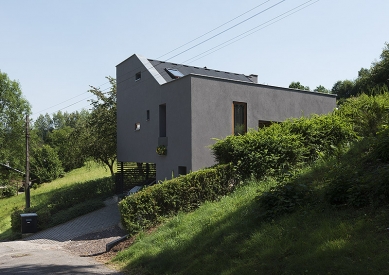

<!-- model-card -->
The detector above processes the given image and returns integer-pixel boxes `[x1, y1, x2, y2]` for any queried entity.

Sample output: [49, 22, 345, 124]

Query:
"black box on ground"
[20, 213, 38, 234]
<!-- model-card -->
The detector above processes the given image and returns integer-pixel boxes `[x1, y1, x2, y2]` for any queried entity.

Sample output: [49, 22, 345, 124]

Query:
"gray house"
[116, 54, 336, 183]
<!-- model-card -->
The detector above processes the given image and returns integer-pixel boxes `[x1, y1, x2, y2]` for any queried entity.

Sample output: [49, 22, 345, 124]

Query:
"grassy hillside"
[111, 93, 389, 274]
[0, 162, 112, 240]
[111, 140, 389, 274]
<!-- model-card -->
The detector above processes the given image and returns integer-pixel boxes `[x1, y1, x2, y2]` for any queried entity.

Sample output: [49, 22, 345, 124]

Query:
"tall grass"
[112, 176, 389, 275]
[0, 162, 111, 240]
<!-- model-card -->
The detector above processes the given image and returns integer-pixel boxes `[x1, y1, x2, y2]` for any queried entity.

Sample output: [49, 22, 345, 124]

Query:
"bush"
[256, 181, 314, 221]
[338, 93, 389, 137]
[10, 206, 51, 232]
[119, 164, 237, 235]
[10, 177, 114, 233]
[284, 114, 356, 161]
[50, 199, 105, 226]
[31, 144, 64, 183]
[324, 133, 389, 209]
[1, 185, 17, 198]
[212, 113, 356, 180]
[212, 124, 308, 180]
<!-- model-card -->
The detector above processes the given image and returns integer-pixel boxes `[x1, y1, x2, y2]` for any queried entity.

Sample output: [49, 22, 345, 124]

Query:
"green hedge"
[11, 177, 114, 233]
[119, 164, 237, 235]
[284, 114, 356, 161]
[212, 114, 356, 180]
[0, 185, 17, 198]
[338, 93, 389, 137]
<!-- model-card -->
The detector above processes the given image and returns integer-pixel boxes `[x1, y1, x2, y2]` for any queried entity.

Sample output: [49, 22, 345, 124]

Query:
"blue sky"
[1, 0, 388, 120]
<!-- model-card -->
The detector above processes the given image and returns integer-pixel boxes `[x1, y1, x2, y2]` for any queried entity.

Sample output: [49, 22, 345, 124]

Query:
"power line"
[36, 91, 90, 114]
[33, 1, 281, 116]
[113, 0, 321, 94]
[57, 95, 95, 112]
[35, 0, 320, 118]
[164, 0, 286, 62]
[184, 0, 319, 65]
[38, 0, 276, 113]
[157, 0, 273, 60]
[112, 0, 288, 91]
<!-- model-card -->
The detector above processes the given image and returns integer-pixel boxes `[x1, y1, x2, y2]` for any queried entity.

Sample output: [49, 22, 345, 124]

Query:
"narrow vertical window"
[159, 104, 166, 137]
[135, 72, 141, 81]
[146, 110, 150, 121]
[233, 102, 247, 135]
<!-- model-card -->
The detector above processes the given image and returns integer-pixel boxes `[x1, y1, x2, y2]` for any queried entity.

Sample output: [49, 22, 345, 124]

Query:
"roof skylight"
[165, 68, 184, 79]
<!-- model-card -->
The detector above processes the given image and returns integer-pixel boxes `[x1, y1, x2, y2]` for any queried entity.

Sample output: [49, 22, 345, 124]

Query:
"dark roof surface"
[148, 59, 254, 83]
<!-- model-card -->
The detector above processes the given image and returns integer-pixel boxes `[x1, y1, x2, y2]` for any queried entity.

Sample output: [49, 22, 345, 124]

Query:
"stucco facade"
[117, 54, 336, 181]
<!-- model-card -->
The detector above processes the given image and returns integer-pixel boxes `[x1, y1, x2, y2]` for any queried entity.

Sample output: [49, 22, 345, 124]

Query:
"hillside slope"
[111, 93, 389, 274]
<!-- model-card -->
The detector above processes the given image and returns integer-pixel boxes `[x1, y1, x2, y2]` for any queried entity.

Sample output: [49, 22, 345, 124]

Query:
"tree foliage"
[314, 85, 330, 94]
[332, 42, 389, 100]
[85, 77, 117, 176]
[30, 144, 64, 183]
[31, 110, 90, 174]
[289, 81, 310, 91]
[0, 71, 30, 179]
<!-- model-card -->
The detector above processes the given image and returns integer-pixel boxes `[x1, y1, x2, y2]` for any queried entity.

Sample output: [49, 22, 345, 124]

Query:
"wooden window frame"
[232, 101, 247, 135]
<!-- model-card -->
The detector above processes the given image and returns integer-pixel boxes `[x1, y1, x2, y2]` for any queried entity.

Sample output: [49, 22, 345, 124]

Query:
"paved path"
[0, 196, 127, 274]
[0, 241, 122, 274]
[24, 197, 123, 245]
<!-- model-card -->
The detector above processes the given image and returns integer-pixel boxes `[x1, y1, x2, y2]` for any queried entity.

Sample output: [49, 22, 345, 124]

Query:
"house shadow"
[119, 197, 376, 275]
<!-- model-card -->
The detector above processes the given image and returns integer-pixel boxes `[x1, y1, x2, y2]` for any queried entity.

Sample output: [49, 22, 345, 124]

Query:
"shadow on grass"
[0, 228, 18, 241]
[118, 199, 389, 275]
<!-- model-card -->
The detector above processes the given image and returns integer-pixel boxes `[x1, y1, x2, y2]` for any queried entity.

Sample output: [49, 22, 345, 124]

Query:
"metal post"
[25, 115, 30, 209]
[120, 162, 124, 194]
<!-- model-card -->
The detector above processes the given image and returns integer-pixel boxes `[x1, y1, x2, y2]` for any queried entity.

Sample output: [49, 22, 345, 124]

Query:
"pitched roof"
[147, 59, 254, 84]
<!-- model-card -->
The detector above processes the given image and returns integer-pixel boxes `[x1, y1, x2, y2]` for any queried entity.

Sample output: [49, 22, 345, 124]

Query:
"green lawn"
[0, 162, 111, 240]
[112, 179, 389, 275]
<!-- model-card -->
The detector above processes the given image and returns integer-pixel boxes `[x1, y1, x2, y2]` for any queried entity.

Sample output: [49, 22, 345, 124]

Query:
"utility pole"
[25, 115, 30, 209]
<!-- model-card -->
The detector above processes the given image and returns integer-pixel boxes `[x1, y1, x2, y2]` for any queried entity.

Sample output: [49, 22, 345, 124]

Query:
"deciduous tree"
[0, 71, 30, 175]
[85, 77, 117, 176]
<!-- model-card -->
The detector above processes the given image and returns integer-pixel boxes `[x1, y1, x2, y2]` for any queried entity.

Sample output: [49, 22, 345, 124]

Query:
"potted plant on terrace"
[156, 145, 167, 156]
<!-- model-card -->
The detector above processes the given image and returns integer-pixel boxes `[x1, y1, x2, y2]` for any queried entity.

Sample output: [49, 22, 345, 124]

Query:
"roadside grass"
[0, 162, 112, 241]
[112, 177, 389, 275]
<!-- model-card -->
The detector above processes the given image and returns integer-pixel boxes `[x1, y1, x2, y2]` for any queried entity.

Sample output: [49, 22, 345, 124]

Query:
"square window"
[258, 120, 272, 129]
[178, 166, 187, 176]
[135, 72, 141, 81]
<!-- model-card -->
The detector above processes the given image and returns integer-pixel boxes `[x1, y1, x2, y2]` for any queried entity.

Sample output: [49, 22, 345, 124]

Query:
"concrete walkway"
[24, 197, 123, 244]
[0, 196, 126, 274]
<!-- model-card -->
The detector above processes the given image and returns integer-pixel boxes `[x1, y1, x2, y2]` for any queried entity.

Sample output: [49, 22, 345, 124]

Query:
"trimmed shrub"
[10, 177, 114, 233]
[10, 206, 51, 232]
[284, 114, 356, 161]
[50, 199, 105, 226]
[212, 113, 356, 180]
[119, 164, 237, 235]
[212, 124, 308, 180]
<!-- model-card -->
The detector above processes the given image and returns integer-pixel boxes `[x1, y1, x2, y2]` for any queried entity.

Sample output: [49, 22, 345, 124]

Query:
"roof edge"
[163, 73, 337, 97]
[136, 54, 166, 85]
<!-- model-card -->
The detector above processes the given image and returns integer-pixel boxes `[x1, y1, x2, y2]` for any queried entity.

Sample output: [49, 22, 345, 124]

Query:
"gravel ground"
[63, 225, 127, 256]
